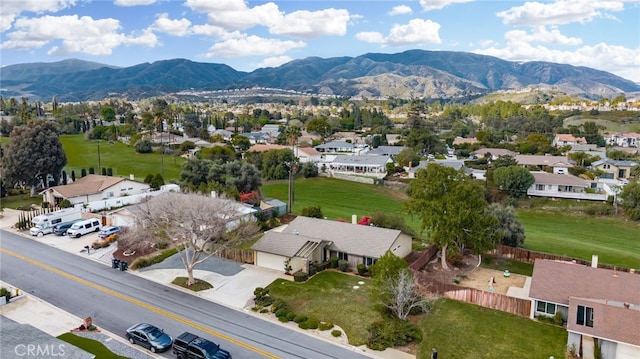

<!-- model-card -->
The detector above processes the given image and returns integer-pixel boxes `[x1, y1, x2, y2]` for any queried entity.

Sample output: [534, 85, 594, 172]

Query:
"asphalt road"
[0, 229, 371, 359]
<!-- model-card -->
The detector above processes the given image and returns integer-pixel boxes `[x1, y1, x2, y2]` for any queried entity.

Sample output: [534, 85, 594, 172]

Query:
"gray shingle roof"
[252, 216, 402, 258]
[329, 155, 392, 166]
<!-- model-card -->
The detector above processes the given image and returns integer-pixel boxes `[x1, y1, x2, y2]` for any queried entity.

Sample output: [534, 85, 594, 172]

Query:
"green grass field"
[57, 333, 128, 359]
[60, 134, 186, 182]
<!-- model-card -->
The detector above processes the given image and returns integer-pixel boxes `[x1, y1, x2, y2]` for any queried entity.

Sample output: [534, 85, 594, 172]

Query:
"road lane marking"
[0, 247, 280, 359]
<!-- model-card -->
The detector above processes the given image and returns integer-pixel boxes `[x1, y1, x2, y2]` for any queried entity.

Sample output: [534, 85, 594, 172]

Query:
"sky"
[1, 0, 639, 83]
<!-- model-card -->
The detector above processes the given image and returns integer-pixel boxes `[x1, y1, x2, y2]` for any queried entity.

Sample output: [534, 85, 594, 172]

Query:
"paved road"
[0, 229, 372, 359]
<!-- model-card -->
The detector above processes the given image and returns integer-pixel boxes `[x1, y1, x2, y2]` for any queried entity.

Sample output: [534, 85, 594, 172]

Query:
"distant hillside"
[1, 50, 638, 101]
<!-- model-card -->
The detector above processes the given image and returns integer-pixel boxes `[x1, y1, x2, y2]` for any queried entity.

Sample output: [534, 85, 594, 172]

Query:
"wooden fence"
[412, 269, 531, 317]
[489, 245, 638, 273]
[409, 245, 438, 271]
[214, 248, 254, 264]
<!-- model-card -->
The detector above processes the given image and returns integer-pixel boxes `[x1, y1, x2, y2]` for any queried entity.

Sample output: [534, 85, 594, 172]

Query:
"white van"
[30, 207, 82, 237]
[66, 218, 102, 238]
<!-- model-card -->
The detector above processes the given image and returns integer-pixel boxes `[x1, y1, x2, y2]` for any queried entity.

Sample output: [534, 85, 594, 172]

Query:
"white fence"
[526, 189, 607, 201]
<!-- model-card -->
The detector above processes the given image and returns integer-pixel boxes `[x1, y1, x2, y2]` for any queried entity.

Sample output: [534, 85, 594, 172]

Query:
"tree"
[492, 166, 535, 198]
[100, 107, 116, 122]
[305, 117, 332, 139]
[369, 251, 431, 321]
[1, 122, 67, 196]
[620, 181, 640, 221]
[631, 165, 640, 179]
[406, 164, 500, 270]
[134, 139, 153, 153]
[394, 148, 421, 168]
[134, 192, 259, 285]
[301, 162, 318, 178]
[486, 203, 525, 247]
[492, 155, 518, 169]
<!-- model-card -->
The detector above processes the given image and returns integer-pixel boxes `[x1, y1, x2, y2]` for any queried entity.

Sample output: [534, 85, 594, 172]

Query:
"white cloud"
[359, 19, 441, 47]
[191, 24, 235, 38]
[269, 8, 350, 39]
[0, 0, 76, 32]
[204, 35, 305, 58]
[151, 13, 191, 36]
[505, 27, 582, 46]
[479, 39, 497, 48]
[257, 55, 293, 68]
[475, 40, 640, 82]
[419, 0, 474, 12]
[1, 15, 158, 55]
[114, 0, 156, 6]
[497, 0, 627, 26]
[186, 0, 281, 30]
[389, 5, 413, 16]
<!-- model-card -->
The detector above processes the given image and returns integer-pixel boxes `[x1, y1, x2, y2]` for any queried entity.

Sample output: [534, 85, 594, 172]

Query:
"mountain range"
[1, 50, 638, 102]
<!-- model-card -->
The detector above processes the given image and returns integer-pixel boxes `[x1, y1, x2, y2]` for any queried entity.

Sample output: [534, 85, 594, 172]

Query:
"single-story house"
[328, 155, 393, 175]
[527, 172, 606, 201]
[251, 216, 412, 274]
[452, 137, 478, 146]
[515, 154, 573, 174]
[41, 175, 150, 207]
[473, 148, 517, 160]
[296, 146, 322, 163]
[315, 140, 360, 153]
[366, 146, 406, 157]
[406, 160, 466, 179]
[552, 134, 587, 148]
[247, 144, 289, 153]
[529, 259, 640, 359]
[591, 159, 638, 180]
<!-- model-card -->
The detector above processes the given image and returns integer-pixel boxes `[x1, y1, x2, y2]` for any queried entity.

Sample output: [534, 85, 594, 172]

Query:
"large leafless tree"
[135, 192, 258, 285]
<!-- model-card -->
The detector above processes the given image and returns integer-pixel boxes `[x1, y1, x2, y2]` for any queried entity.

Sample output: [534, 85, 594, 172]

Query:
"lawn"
[480, 255, 534, 276]
[57, 332, 128, 359]
[266, 270, 383, 346]
[266, 271, 567, 358]
[60, 134, 186, 182]
[418, 299, 567, 359]
[517, 209, 640, 269]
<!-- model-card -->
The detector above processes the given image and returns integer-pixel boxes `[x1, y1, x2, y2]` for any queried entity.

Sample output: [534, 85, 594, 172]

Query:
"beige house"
[251, 216, 412, 274]
[591, 159, 638, 180]
[552, 134, 587, 148]
[41, 174, 150, 206]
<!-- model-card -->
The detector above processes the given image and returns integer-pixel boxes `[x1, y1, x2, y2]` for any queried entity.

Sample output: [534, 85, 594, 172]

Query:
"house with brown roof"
[296, 146, 322, 163]
[473, 148, 517, 160]
[552, 134, 588, 148]
[452, 137, 478, 146]
[515, 154, 574, 174]
[251, 216, 412, 274]
[529, 259, 640, 359]
[41, 175, 150, 207]
[527, 172, 606, 201]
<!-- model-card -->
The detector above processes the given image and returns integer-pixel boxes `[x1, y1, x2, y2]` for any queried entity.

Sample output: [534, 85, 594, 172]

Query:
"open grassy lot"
[563, 111, 640, 133]
[480, 255, 534, 276]
[266, 271, 381, 346]
[57, 333, 128, 359]
[517, 209, 640, 269]
[418, 299, 567, 359]
[60, 134, 186, 182]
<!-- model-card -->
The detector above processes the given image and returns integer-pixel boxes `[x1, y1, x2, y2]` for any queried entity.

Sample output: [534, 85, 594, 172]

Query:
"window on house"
[536, 301, 556, 315]
[577, 305, 594, 327]
[536, 184, 545, 191]
[338, 252, 348, 261]
[364, 257, 377, 266]
[106, 192, 114, 198]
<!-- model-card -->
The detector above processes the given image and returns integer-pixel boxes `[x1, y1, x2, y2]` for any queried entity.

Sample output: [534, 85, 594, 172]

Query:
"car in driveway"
[98, 225, 121, 239]
[52, 220, 83, 236]
[125, 323, 173, 353]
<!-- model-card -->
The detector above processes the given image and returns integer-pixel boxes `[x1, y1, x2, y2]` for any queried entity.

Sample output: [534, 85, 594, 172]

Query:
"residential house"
[605, 132, 640, 148]
[315, 140, 358, 153]
[452, 137, 478, 146]
[406, 160, 466, 179]
[247, 144, 289, 153]
[386, 134, 402, 145]
[328, 155, 393, 177]
[591, 159, 638, 180]
[41, 175, 150, 207]
[296, 146, 322, 163]
[473, 148, 517, 160]
[526, 172, 606, 201]
[552, 134, 588, 148]
[366, 146, 406, 157]
[529, 259, 640, 359]
[251, 216, 412, 274]
[515, 154, 574, 174]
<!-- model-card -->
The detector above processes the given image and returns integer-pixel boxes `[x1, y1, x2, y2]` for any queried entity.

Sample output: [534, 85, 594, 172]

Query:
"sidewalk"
[0, 208, 415, 359]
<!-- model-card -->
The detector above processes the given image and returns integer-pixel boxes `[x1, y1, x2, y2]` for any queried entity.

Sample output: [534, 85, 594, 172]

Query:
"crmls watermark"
[14, 344, 66, 357]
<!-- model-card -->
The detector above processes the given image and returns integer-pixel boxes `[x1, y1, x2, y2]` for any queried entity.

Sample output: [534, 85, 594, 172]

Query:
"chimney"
[591, 255, 598, 268]
[352, 214, 357, 224]
[130, 174, 134, 180]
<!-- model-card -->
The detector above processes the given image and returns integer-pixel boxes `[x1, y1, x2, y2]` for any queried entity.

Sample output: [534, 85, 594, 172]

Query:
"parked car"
[66, 218, 102, 238]
[125, 323, 173, 353]
[98, 226, 121, 239]
[52, 219, 83, 236]
[173, 332, 232, 359]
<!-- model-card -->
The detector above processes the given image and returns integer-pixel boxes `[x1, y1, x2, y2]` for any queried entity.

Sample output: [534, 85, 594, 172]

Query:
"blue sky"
[1, 0, 639, 82]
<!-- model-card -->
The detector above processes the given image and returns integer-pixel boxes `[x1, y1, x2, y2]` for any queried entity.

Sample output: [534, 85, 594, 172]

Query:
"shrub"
[299, 318, 320, 330]
[0, 287, 12, 302]
[293, 315, 308, 323]
[259, 308, 269, 314]
[331, 330, 342, 337]
[278, 316, 289, 322]
[293, 271, 309, 282]
[553, 311, 564, 326]
[60, 199, 72, 208]
[301, 206, 323, 218]
[583, 204, 614, 216]
[130, 247, 178, 269]
[275, 308, 290, 318]
[270, 299, 288, 313]
[367, 319, 422, 351]
[318, 322, 334, 331]
[317, 261, 331, 271]
[330, 256, 339, 268]
[286, 312, 297, 321]
[338, 259, 348, 272]
[308, 266, 318, 276]
[356, 263, 367, 276]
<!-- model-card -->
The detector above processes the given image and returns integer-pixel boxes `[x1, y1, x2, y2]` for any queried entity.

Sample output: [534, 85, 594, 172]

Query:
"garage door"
[256, 252, 287, 272]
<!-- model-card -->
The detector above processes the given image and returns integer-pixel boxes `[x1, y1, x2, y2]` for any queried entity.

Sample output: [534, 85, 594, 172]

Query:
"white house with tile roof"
[41, 175, 150, 207]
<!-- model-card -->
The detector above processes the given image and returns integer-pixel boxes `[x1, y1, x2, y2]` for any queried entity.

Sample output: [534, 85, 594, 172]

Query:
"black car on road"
[125, 323, 173, 353]
[173, 332, 231, 359]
